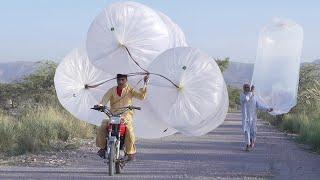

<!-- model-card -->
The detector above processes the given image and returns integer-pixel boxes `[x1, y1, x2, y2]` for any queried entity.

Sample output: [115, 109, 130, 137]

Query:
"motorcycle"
[91, 105, 141, 176]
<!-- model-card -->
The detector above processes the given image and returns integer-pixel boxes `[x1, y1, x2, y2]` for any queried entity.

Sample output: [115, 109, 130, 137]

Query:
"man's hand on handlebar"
[91, 104, 104, 112]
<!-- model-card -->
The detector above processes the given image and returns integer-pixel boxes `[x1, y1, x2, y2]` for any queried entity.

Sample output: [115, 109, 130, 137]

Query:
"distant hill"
[223, 61, 254, 88]
[313, 59, 320, 64]
[223, 59, 320, 88]
[0, 61, 40, 83]
[0, 59, 319, 86]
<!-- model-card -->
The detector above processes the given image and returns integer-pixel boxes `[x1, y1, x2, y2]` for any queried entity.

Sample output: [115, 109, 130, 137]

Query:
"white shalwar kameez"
[240, 92, 269, 145]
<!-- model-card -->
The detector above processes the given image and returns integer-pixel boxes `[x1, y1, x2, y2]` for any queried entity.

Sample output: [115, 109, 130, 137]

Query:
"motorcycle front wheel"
[108, 141, 116, 176]
[115, 161, 121, 174]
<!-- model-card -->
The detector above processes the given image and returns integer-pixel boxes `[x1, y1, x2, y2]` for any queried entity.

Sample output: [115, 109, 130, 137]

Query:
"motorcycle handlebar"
[91, 105, 104, 111]
[90, 105, 141, 111]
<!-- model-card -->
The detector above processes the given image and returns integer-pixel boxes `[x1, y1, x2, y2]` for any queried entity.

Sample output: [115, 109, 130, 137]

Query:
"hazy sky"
[0, 0, 319, 63]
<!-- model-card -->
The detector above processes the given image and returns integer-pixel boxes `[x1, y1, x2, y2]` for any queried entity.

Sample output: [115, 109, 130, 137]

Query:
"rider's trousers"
[96, 119, 136, 155]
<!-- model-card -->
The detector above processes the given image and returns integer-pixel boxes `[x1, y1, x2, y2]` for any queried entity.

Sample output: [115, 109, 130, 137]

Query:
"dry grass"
[0, 106, 94, 155]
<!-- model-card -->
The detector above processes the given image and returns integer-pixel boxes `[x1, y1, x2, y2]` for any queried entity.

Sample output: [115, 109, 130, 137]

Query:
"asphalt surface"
[1, 113, 320, 180]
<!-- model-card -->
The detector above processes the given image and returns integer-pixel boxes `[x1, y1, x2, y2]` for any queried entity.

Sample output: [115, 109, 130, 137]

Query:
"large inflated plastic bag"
[157, 11, 188, 47]
[54, 48, 112, 126]
[54, 49, 176, 138]
[147, 47, 228, 136]
[120, 78, 178, 139]
[181, 84, 228, 135]
[134, 100, 177, 138]
[252, 18, 303, 115]
[86, 1, 170, 75]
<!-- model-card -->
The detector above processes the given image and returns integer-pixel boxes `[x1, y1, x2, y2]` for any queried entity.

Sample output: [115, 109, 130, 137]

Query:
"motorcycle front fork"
[115, 140, 121, 159]
[106, 136, 121, 159]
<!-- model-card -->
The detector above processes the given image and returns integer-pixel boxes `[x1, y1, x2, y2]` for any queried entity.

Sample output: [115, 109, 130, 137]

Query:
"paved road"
[1, 113, 320, 179]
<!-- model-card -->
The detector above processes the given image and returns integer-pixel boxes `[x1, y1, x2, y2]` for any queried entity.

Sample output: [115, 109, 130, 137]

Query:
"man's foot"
[97, 148, 106, 159]
[251, 142, 255, 149]
[245, 145, 250, 152]
[126, 154, 136, 162]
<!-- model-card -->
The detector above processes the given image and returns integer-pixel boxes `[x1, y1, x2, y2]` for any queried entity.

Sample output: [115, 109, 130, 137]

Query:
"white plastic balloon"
[157, 11, 188, 47]
[86, 1, 170, 75]
[117, 77, 178, 139]
[134, 99, 177, 139]
[147, 47, 228, 136]
[252, 18, 303, 115]
[180, 84, 229, 136]
[54, 49, 176, 138]
[54, 48, 112, 126]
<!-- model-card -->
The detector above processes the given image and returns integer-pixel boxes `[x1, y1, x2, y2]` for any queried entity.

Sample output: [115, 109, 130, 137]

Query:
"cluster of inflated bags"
[54, 1, 303, 138]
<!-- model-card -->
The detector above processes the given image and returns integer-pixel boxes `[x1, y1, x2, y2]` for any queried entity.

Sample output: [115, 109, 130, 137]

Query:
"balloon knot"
[119, 43, 125, 48]
[84, 84, 89, 89]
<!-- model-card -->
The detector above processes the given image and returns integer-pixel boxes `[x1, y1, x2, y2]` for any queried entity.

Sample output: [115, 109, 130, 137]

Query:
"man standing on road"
[240, 84, 273, 151]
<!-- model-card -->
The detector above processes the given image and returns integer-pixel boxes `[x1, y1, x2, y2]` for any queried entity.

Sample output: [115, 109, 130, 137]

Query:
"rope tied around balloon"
[85, 72, 144, 89]
[85, 44, 180, 89]
[123, 46, 179, 89]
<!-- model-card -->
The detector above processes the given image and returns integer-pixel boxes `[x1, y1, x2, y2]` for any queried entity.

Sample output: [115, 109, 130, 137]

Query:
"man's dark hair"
[243, 83, 250, 88]
[116, 74, 128, 79]
[243, 83, 250, 90]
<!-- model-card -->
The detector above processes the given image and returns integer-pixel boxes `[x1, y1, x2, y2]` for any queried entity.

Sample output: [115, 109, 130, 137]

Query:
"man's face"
[243, 84, 250, 93]
[117, 77, 127, 86]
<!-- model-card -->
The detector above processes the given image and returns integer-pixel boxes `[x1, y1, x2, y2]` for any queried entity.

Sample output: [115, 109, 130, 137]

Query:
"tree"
[228, 85, 241, 111]
[292, 64, 320, 112]
[0, 60, 59, 113]
[21, 60, 57, 91]
[214, 57, 230, 73]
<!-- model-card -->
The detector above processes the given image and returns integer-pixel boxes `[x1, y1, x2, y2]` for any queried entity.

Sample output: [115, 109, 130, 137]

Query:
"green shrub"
[0, 112, 16, 152]
[1, 106, 94, 155]
[298, 116, 320, 152]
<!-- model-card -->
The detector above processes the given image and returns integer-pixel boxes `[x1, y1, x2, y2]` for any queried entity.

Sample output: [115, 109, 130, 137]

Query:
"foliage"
[228, 86, 241, 111]
[0, 106, 93, 155]
[214, 57, 230, 73]
[261, 64, 320, 152]
[0, 60, 94, 155]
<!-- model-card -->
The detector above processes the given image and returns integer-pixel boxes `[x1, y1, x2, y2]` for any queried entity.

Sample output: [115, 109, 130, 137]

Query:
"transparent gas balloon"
[157, 11, 188, 47]
[55, 48, 176, 139]
[179, 83, 229, 136]
[252, 18, 303, 115]
[122, 76, 178, 139]
[147, 47, 228, 136]
[86, 1, 170, 75]
[54, 48, 112, 126]
[134, 99, 177, 139]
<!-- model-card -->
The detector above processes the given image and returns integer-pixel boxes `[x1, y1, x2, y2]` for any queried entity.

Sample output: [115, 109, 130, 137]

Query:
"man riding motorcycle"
[96, 74, 149, 161]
